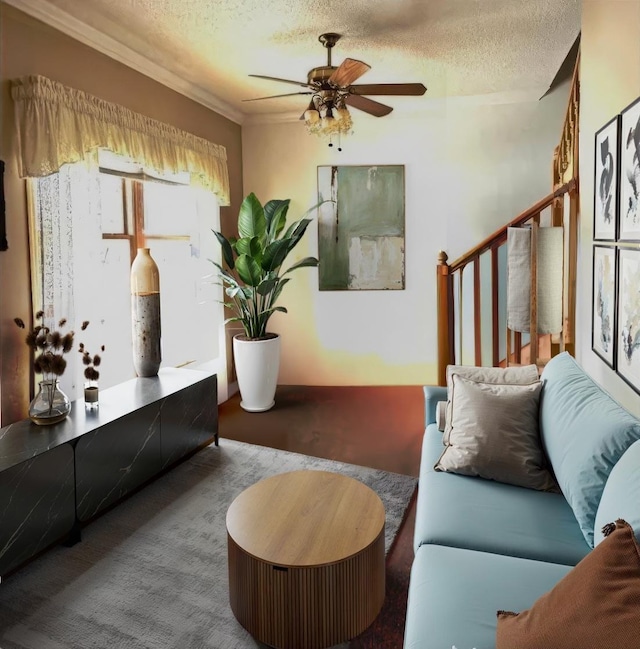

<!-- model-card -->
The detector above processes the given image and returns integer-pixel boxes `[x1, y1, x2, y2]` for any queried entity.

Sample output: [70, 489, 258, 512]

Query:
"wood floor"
[218, 384, 425, 649]
[218, 385, 424, 477]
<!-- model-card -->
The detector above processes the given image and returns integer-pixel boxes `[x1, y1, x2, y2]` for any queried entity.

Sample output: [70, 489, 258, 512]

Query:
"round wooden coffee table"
[226, 469, 386, 649]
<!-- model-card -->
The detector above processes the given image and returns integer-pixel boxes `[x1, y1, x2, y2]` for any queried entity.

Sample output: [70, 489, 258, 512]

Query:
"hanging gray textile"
[507, 226, 563, 335]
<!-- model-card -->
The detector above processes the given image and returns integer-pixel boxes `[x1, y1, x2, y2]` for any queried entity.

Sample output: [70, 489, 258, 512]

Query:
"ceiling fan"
[243, 33, 426, 146]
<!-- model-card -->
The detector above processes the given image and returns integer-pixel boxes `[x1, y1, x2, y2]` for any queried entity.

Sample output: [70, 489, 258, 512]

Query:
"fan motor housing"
[307, 66, 337, 86]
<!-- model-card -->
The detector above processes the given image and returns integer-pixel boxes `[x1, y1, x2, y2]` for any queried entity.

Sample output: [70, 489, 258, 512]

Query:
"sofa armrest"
[423, 385, 448, 427]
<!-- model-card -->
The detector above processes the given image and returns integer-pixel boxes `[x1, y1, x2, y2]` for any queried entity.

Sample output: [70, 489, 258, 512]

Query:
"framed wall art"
[591, 245, 616, 368]
[616, 247, 640, 393]
[618, 96, 640, 241]
[593, 116, 620, 241]
[317, 165, 405, 291]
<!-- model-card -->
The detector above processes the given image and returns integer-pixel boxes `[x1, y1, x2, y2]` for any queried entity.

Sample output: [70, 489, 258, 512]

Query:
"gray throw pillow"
[444, 364, 539, 435]
[435, 374, 557, 492]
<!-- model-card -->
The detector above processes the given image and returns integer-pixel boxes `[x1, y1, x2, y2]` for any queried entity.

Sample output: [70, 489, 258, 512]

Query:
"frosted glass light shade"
[304, 109, 320, 124]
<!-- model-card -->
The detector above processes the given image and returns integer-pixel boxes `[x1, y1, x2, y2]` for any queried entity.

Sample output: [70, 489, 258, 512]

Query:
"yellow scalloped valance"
[11, 75, 230, 205]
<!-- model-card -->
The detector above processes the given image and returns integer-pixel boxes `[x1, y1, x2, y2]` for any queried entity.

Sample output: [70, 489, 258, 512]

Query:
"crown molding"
[244, 111, 302, 125]
[4, 0, 244, 125]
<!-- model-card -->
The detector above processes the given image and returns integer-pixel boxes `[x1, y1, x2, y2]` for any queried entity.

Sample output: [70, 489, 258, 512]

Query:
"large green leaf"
[284, 256, 319, 273]
[225, 286, 245, 299]
[238, 192, 266, 240]
[270, 277, 290, 303]
[234, 236, 262, 259]
[212, 230, 235, 270]
[256, 277, 278, 296]
[282, 220, 298, 240]
[210, 262, 240, 288]
[279, 200, 327, 240]
[235, 254, 263, 287]
[259, 305, 288, 319]
[287, 218, 312, 251]
[261, 239, 291, 272]
[265, 199, 290, 241]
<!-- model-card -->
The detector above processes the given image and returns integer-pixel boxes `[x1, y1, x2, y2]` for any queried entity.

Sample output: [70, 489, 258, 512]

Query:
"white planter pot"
[233, 334, 281, 412]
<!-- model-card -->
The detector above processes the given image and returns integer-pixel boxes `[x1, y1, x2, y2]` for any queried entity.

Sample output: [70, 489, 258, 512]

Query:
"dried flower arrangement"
[14, 311, 76, 381]
[15, 312, 106, 412]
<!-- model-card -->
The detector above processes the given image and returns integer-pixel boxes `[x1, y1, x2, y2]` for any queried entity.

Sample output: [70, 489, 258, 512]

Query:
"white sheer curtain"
[30, 160, 103, 400]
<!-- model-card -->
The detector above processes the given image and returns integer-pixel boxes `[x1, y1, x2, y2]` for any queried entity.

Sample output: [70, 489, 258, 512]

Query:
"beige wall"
[577, 0, 640, 416]
[0, 4, 243, 424]
[242, 83, 570, 386]
[6, 3, 636, 416]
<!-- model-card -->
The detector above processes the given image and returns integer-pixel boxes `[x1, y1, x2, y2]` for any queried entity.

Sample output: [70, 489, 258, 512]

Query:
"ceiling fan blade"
[249, 74, 315, 89]
[243, 91, 313, 102]
[350, 83, 427, 96]
[345, 94, 393, 117]
[329, 58, 371, 87]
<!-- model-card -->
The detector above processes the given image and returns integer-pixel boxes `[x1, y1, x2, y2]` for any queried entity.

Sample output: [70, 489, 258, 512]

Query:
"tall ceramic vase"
[131, 247, 161, 377]
[233, 334, 280, 412]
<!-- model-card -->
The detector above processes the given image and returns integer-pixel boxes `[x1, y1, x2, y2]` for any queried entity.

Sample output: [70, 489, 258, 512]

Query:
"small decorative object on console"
[78, 332, 105, 408]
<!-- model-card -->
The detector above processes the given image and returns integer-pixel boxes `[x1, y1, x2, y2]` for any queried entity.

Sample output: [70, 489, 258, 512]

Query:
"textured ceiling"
[14, 0, 581, 121]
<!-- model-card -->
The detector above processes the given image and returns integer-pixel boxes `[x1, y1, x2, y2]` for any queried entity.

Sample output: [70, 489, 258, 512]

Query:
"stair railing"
[436, 181, 577, 385]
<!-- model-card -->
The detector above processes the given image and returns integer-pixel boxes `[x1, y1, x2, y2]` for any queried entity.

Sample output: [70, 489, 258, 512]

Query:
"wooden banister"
[437, 178, 578, 383]
[448, 179, 576, 273]
[436, 251, 454, 386]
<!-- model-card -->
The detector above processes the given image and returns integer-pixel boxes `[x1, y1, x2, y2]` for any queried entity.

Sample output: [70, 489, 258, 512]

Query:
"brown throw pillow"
[496, 519, 640, 649]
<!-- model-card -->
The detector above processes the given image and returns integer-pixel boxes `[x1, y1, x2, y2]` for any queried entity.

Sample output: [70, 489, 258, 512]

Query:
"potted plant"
[212, 192, 319, 411]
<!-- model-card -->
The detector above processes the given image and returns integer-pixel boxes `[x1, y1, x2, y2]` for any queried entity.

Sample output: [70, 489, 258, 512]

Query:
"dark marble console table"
[0, 368, 217, 580]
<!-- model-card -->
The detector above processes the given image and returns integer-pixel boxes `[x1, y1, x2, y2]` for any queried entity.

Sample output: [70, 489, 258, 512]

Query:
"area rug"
[0, 439, 417, 649]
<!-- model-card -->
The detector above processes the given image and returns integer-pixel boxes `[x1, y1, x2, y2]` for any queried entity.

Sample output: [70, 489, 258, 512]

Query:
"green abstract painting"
[317, 165, 405, 291]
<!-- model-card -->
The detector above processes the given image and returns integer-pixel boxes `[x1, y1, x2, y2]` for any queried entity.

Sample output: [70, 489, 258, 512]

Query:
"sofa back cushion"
[540, 352, 640, 547]
[594, 440, 640, 545]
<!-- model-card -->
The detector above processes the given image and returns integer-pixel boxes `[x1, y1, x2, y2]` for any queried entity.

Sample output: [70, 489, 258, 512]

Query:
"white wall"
[577, 0, 640, 417]
[242, 83, 570, 386]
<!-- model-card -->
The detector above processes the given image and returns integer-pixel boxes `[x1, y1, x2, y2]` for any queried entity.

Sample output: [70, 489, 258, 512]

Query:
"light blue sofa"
[404, 352, 640, 649]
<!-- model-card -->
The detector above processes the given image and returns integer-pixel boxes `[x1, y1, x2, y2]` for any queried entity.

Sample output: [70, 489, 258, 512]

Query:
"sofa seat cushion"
[404, 544, 572, 649]
[540, 352, 640, 547]
[415, 425, 590, 565]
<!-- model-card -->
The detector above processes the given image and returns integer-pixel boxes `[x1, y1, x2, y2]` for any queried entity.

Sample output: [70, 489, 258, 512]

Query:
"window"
[29, 157, 224, 402]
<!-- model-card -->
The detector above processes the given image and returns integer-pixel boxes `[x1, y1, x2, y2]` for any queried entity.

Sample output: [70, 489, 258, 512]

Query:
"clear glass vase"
[29, 379, 71, 426]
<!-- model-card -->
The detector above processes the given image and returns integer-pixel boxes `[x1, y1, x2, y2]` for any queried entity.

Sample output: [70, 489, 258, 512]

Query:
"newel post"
[437, 251, 454, 386]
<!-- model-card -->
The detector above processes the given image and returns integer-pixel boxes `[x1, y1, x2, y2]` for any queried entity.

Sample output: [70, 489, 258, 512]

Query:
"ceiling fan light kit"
[245, 33, 427, 150]
[304, 93, 353, 150]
